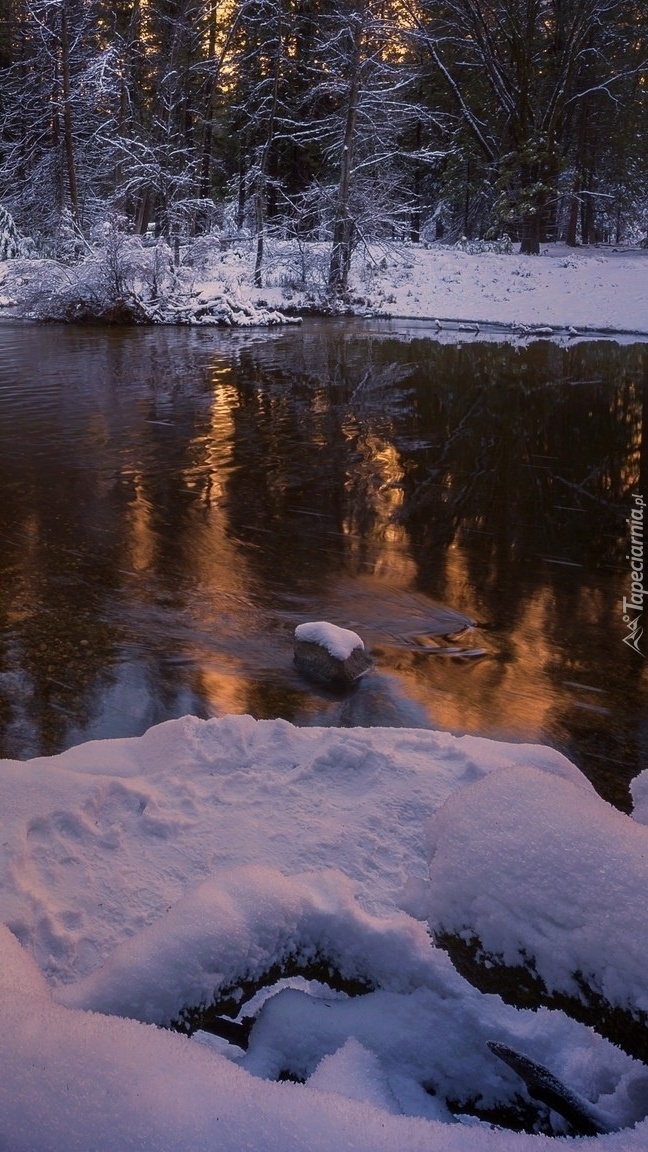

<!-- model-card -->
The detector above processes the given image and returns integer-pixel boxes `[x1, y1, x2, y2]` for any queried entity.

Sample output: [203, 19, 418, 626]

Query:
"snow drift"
[2, 713, 648, 1149]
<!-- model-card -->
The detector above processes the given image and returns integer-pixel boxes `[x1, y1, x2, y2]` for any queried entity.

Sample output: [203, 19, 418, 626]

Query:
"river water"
[0, 319, 646, 808]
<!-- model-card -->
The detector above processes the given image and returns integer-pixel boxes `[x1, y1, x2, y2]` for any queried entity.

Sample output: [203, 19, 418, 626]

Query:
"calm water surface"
[0, 319, 646, 808]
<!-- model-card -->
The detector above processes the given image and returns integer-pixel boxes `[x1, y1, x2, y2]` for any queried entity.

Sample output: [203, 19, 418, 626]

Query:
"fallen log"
[487, 1041, 611, 1136]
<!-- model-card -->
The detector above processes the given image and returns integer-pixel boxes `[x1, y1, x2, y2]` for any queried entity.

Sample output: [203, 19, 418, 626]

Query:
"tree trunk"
[253, 6, 282, 289]
[254, 186, 265, 287]
[565, 185, 580, 247]
[60, 3, 79, 223]
[134, 188, 153, 235]
[410, 119, 422, 243]
[519, 213, 540, 255]
[198, 0, 218, 203]
[50, 60, 65, 216]
[615, 203, 622, 246]
[518, 161, 542, 255]
[328, 13, 362, 295]
[236, 146, 246, 231]
[581, 183, 594, 245]
[462, 160, 471, 238]
[200, 0, 244, 210]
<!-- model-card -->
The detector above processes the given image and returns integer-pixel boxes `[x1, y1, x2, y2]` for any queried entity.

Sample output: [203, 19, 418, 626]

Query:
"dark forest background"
[0, 0, 647, 285]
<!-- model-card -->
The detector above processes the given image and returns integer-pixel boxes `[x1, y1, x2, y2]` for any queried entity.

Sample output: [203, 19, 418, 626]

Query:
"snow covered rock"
[294, 622, 373, 685]
[424, 764, 648, 1062]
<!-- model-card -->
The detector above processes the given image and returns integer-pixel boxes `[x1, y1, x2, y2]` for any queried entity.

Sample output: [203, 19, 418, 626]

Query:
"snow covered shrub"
[221, 189, 253, 245]
[0, 205, 31, 260]
[181, 233, 224, 272]
[23, 224, 297, 326]
[149, 239, 177, 301]
[47, 208, 89, 262]
[454, 235, 513, 255]
[24, 220, 162, 322]
[278, 242, 330, 292]
[89, 218, 172, 301]
[168, 197, 222, 239]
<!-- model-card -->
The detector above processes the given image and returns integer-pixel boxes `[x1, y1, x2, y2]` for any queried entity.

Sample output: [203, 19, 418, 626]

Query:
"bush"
[0, 204, 31, 260]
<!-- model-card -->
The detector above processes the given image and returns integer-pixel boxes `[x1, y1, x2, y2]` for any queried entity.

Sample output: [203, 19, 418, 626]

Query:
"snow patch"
[295, 621, 365, 660]
[426, 764, 648, 1013]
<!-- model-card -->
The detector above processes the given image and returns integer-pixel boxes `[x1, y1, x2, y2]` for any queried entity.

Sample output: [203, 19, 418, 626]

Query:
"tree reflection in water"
[0, 322, 645, 809]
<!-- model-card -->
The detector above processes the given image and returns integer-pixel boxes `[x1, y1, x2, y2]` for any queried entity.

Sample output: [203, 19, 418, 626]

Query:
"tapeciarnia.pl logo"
[622, 493, 645, 656]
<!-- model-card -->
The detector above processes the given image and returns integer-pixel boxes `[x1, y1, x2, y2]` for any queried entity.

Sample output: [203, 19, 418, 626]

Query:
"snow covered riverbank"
[3, 714, 648, 1150]
[358, 242, 648, 336]
[2, 239, 648, 336]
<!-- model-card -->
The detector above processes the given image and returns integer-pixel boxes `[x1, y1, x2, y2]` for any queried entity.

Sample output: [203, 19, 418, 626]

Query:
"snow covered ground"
[355, 241, 648, 334]
[3, 712, 648, 1150]
[2, 238, 648, 335]
[218, 239, 648, 336]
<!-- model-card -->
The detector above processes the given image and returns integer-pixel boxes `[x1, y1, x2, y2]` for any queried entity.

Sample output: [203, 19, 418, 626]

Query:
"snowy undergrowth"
[425, 765, 648, 1066]
[3, 714, 648, 1148]
[2, 228, 301, 327]
[0, 204, 31, 260]
[54, 863, 646, 1134]
[1, 228, 648, 334]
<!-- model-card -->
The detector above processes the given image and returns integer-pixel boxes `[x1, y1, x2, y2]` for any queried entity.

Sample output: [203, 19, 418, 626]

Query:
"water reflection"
[0, 321, 645, 809]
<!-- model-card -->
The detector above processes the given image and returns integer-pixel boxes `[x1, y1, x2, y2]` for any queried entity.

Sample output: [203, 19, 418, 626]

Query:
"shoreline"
[2, 240, 648, 338]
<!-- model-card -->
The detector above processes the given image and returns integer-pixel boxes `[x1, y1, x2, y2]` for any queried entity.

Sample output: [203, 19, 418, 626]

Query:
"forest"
[0, 0, 647, 292]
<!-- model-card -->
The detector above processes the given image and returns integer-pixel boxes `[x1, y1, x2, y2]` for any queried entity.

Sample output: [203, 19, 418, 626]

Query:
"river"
[0, 318, 646, 808]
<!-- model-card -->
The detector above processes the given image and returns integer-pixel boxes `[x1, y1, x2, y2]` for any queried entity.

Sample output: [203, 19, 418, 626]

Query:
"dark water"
[0, 319, 646, 808]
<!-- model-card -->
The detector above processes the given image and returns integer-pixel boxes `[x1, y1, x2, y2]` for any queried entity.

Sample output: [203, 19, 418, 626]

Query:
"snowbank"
[425, 766, 648, 1036]
[0, 714, 585, 982]
[205, 239, 648, 336]
[358, 243, 648, 335]
[2, 240, 648, 335]
[2, 714, 648, 1148]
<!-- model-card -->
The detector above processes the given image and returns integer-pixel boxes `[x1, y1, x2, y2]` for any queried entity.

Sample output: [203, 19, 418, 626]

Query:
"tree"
[560, 2, 648, 245]
[0, 0, 645, 258]
[0, 0, 125, 248]
[327, 0, 364, 292]
[411, 0, 646, 252]
[320, 0, 421, 291]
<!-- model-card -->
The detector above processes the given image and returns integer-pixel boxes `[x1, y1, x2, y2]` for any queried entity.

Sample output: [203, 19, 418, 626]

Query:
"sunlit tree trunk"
[199, 0, 244, 210]
[198, 0, 219, 202]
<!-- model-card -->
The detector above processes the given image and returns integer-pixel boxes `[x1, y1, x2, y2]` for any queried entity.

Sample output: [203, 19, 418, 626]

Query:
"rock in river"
[294, 621, 372, 686]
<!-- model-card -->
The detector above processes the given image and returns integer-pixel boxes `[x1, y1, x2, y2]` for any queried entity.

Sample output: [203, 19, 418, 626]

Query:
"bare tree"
[0, 0, 97, 242]
[327, 0, 364, 292]
[321, 0, 421, 292]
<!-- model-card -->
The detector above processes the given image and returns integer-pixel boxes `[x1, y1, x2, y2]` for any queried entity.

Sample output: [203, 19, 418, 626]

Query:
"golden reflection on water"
[126, 476, 156, 574]
[0, 323, 645, 810]
[415, 578, 560, 740]
[194, 665, 251, 718]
